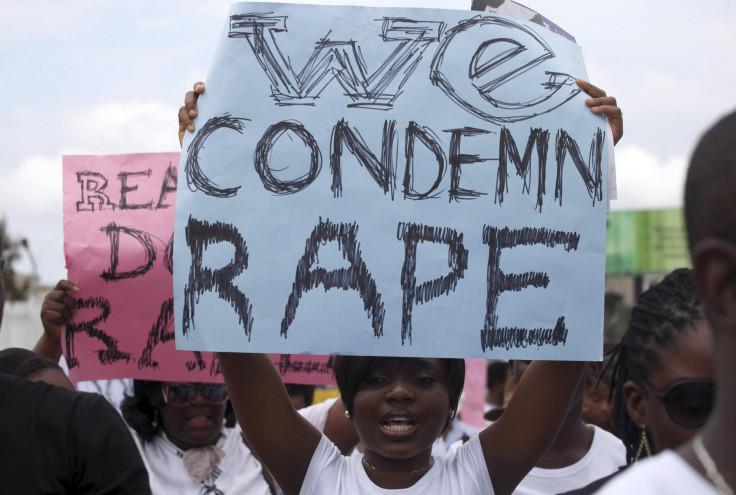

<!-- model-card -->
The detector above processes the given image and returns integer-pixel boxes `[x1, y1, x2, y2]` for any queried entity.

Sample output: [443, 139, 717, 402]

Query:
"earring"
[344, 410, 351, 419]
[634, 425, 652, 462]
[151, 410, 160, 428]
[449, 410, 456, 420]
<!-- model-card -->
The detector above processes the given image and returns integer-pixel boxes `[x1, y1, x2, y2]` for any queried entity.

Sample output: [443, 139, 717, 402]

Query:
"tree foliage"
[0, 218, 30, 301]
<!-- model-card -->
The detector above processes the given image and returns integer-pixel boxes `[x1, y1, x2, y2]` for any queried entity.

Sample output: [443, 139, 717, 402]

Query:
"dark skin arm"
[220, 352, 322, 495]
[223, 354, 583, 495]
[34, 279, 79, 361]
[479, 361, 585, 495]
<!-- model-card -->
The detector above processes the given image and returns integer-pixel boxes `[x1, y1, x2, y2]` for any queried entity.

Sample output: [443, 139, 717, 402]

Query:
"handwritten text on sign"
[63, 153, 336, 383]
[174, 3, 607, 360]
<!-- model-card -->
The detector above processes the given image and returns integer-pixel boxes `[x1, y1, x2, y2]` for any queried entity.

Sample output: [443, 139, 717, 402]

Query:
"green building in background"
[606, 208, 690, 274]
[603, 208, 690, 341]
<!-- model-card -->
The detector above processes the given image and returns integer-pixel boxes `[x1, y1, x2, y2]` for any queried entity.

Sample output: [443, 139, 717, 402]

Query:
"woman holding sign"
[121, 380, 279, 494]
[178, 78, 623, 495]
[220, 353, 583, 494]
[37, 280, 359, 495]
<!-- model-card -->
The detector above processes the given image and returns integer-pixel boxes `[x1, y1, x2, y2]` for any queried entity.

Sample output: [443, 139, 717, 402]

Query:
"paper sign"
[174, 3, 607, 360]
[63, 153, 336, 383]
[63, 153, 198, 383]
[460, 359, 488, 428]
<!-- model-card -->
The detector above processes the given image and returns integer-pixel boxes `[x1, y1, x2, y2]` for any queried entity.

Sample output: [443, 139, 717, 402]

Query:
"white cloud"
[0, 154, 66, 284]
[611, 145, 688, 212]
[63, 101, 181, 154]
[1, 99, 181, 284]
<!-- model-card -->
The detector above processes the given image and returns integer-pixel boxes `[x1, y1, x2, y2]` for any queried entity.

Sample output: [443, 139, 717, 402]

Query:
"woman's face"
[352, 358, 451, 470]
[159, 382, 227, 451]
[582, 380, 613, 431]
[627, 321, 715, 452]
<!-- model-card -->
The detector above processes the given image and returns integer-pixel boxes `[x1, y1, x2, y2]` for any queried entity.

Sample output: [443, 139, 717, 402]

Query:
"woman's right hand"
[178, 81, 205, 147]
[35, 279, 79, 361]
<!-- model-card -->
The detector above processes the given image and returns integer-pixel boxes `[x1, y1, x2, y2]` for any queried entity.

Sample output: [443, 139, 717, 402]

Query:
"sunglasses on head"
[161, 383, 229, 407]
[640, 379, 714, 428]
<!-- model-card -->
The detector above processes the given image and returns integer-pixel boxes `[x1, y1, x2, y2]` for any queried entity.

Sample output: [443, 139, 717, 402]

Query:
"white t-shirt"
[301, 433, 494, 495]
[74, 378, 132, 414]
[298, 396, 338, 431]
[594, 450, 720, 495]
[132, 397, 338, 495]
[132, 425, 273, 495]
[513, 425, 625, 495]
[444, 418, 481, 446]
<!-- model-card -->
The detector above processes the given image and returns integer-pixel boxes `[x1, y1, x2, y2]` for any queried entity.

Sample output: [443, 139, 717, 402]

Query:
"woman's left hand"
[577, 79, 623, 145]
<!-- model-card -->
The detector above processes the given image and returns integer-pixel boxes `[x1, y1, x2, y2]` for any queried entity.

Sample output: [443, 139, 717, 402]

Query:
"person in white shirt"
[561, 269, 714, 495]
[120, 380, 355, 495]
[598, 109, 736, 494]
[181, 77, 623, 495]
[507, 360, 625, 495]
[606, 268, 713, 465]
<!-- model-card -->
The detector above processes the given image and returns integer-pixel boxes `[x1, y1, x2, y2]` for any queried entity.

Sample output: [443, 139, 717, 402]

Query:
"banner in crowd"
[63, 153, 335, 384]
[174, 2, 609, 360]
[605, 209, 690, 274]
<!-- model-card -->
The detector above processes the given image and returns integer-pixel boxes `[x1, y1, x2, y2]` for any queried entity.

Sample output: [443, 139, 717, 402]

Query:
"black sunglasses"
[640, 379, 714, 428]
[161, 383, 229, 407]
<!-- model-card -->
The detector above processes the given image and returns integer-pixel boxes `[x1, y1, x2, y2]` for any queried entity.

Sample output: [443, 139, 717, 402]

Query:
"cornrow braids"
[606, 268, 704, 464]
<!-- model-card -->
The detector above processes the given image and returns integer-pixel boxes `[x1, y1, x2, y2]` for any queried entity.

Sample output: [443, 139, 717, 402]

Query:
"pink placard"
[460, 359, 487, 428]
[269, 354, 335, 385]
[62, 153, 335, 385]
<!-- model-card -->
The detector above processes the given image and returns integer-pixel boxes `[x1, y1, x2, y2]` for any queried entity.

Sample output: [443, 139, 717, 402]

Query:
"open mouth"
[186, 414, 213, 427]
[382, 417, 417, 433]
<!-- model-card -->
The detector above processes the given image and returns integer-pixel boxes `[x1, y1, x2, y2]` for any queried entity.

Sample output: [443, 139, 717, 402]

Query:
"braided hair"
[607, 268, 705, 464]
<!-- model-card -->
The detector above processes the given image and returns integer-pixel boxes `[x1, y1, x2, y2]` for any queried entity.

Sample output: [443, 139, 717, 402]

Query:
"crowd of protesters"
[0, 61, 733, 494]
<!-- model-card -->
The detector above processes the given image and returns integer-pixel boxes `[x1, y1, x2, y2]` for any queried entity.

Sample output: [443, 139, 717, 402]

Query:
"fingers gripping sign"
[178, 81, 205, 147]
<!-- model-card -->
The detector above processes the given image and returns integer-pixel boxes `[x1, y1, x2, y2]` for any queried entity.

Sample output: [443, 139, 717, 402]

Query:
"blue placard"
[174, 2, 607, 360]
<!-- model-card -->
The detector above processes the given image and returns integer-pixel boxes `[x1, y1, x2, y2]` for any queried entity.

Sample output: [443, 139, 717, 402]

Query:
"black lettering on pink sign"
[65, 296, 132, 368]
[100, 223, 157, 281]
[76, 171, 116, 212]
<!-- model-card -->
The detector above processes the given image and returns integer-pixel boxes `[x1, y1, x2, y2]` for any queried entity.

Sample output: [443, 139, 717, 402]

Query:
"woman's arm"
[479, 360, 585, 495]
[220, 352, 323, 495]
[33, 279, 79, 361]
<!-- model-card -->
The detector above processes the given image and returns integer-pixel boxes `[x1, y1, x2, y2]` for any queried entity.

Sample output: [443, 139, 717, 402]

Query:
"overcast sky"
[2, 0, 735, 284]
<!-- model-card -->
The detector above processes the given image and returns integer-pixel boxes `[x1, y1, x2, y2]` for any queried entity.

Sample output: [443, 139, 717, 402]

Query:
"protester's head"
[684, 111, 736, 252]
[121, 380, 234, 450]
[0, 347, 75, 391]
[486, 360, 509, 406]
[0, 244, 5, 329]
[685, 110, 736, 345]
[334, 356, 465, 440]
[508, 359, 529, 385]
[608, 268, 713, 464]
[285, 383, 315, 409]
[510, 359, 590, 409]
[582, 355, 614, 432]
